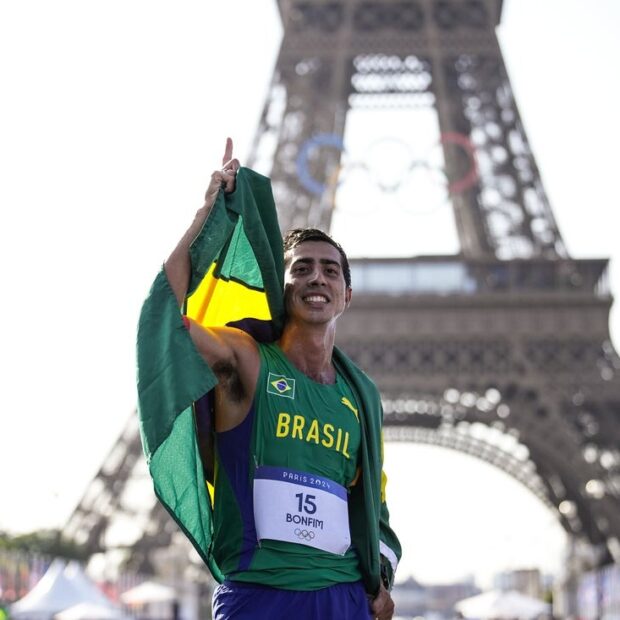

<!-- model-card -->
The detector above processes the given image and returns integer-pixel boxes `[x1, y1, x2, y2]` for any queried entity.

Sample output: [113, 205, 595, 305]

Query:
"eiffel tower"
[248, 0, 620, 563]
[64, 0, 620, 606]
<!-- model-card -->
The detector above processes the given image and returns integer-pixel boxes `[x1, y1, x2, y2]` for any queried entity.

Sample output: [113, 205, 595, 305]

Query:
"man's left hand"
[371, 583, 395, 620]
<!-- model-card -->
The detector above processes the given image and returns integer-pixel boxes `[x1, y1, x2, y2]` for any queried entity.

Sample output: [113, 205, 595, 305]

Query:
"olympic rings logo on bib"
[294, 528, 315, 541]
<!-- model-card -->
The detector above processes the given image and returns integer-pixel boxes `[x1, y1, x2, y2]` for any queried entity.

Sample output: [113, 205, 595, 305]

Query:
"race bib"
[253, 465, 351, 555]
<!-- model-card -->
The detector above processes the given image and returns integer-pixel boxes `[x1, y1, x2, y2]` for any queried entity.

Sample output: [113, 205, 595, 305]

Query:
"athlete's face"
[283, 241, 352, 325]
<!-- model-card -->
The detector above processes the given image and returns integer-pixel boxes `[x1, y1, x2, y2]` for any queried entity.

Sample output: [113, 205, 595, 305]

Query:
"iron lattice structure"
[65, 0, 620, 578]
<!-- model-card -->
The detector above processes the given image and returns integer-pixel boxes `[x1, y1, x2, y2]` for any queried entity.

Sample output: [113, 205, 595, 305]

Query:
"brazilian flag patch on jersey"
[267, 372, 296, 399]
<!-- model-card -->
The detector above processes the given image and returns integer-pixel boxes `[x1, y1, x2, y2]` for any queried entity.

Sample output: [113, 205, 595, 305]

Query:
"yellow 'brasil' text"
[275, 413, 351, 459]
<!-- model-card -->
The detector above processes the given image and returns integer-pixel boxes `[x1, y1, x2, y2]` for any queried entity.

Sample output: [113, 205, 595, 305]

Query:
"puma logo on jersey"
[267, 373, 296, 399]
[340, 397, 359, 421]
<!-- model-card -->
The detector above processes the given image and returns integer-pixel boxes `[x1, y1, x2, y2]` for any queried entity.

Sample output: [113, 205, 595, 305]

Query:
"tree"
[0, 529, 89, 561]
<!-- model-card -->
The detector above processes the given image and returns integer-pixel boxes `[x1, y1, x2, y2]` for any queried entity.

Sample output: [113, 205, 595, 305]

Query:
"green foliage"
[0, 529, 89, 561]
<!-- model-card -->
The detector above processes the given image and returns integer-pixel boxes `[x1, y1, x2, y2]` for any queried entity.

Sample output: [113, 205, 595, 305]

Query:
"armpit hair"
[212, 360, 245, 403]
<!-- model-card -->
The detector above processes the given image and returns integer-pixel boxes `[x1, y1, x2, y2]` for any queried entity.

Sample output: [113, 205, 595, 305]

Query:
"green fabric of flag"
[137, 168, 284, 580]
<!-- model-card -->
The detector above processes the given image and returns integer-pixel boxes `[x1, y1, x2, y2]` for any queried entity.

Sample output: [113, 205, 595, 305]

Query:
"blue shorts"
[212, 580, 373, 620]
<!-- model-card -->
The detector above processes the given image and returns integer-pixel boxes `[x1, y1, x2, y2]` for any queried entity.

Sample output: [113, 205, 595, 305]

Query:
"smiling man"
[154, 139, 400, 620]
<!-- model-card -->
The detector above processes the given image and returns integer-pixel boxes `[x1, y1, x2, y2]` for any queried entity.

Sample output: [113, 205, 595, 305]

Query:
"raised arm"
[165, 137, 239, 307]
[164, 139, 259, 430]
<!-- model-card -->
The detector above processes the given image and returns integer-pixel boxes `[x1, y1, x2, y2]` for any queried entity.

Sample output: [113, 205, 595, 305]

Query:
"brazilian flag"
[136, 168, 284, 581]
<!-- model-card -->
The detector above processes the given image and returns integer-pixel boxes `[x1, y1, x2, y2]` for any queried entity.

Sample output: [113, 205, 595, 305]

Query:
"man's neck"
[278, 323, 337, 384]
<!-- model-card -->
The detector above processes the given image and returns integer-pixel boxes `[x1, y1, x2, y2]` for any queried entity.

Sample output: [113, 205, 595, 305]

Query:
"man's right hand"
[165, 137, 240, 308]
[204, 137, 240, 207]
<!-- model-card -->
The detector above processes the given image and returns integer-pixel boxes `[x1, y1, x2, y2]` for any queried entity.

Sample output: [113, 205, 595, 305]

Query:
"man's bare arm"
[184, 318, 260, 431]
[165, 139, 259, 429]
[165, 137, 239, 307]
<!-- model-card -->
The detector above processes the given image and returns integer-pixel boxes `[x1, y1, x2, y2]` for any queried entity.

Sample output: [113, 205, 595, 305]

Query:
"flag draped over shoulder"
[137, 168, 284, 581]
[137, 167, 400, 593]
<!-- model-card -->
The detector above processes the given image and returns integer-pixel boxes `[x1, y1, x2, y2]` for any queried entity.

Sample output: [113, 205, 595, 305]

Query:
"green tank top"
[212, 342, 363, 589]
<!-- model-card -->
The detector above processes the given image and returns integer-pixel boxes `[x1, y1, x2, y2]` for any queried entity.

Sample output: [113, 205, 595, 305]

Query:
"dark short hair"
[283, 228, 351, 288]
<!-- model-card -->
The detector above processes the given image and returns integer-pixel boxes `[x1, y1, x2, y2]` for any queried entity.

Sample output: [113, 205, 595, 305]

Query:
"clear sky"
[1, 0, 619, 589]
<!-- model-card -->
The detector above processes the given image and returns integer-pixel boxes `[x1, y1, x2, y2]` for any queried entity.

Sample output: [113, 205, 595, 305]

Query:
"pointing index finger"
[222, 137, 233, 166]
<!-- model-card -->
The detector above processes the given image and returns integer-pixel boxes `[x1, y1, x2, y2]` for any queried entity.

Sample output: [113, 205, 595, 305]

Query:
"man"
[140, 139, 400, 619]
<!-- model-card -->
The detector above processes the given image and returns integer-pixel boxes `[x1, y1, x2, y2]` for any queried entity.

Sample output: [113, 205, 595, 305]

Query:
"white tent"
[63, 562, 113, 608]
[120, 581, 176, 605]
[10, 559, 115, 620]
[120, 581, 178, 620]
[54, 602, 130, 620]
[455, 589, 550, 619]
